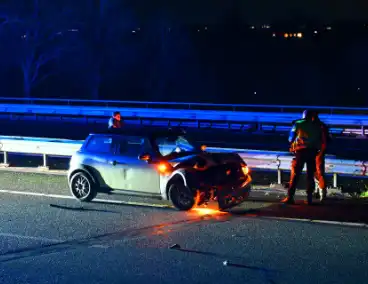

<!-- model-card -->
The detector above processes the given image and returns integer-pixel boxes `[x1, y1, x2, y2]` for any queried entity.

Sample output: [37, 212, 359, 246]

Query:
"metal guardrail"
[1, 103, 368, 136]
[0, 136, 367, 188]
[1, 97, 368, 115]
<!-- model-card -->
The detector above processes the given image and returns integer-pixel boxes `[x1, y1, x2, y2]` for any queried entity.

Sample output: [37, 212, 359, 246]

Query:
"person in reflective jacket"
[283, 110, 323, 205]
[108, 111, 123, 130]
[312, 111, 331, 203]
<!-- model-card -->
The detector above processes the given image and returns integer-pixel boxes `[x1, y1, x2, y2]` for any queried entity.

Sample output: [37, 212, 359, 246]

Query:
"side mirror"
[138, 153, 151, 162]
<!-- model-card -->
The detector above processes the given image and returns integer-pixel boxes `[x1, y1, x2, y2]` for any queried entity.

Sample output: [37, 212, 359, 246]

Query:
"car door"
[113, 136, 160, 194]
[101, 136, 130, 190]
[83, 135, 119, 189]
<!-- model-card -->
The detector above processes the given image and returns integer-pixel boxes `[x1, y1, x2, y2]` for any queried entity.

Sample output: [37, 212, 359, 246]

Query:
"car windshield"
[154, 135, 195, 157]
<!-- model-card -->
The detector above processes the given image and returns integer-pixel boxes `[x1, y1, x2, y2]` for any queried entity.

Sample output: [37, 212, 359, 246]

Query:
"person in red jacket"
[312, 111, 331, 203]
[283, 110, 322, 205]
[108, 111, 123, 129]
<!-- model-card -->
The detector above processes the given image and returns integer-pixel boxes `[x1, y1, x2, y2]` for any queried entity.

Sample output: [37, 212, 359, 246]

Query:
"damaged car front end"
[147, 134, 252, 211]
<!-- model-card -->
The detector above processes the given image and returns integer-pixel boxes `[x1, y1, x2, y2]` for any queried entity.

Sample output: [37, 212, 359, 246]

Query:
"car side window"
[85, 136, 114, 154]
[116, 136, 146, 156]
[155, 137, 176, 156]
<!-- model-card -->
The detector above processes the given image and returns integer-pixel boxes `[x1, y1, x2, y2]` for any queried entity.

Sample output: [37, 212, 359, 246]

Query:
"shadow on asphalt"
[230, 199, 368, 224]
[49, 204, 121, 214]
[90, 199, 176, 211]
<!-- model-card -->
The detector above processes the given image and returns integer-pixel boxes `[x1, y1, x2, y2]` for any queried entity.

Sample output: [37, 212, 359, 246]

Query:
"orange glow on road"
[191, 207, 227, 216]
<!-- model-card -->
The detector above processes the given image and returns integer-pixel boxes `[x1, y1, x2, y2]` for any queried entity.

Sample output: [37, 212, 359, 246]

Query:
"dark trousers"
[288, 148, 318, 198]
[314, 150, 326, 190]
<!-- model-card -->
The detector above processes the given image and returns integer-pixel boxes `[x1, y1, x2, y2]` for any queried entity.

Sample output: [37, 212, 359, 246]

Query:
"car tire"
[69, 172, 97, 202]
[169, 182, 195, 211]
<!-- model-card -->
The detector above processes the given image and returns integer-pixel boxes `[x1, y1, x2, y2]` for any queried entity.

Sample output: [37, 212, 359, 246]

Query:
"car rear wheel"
[69, 172, 97, 202]
[169, 182, 195, 211]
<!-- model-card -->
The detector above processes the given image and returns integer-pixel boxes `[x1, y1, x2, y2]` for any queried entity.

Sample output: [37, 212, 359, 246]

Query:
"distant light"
[297, 32, 303, 38]
[262, 24, 271, 29]
[272, 33, 276, 37]
[197, 29, 200, 32]
[293, 33, 297, 37]
[132, 30, 136, 34]
[204, 26, 208, 30]
[250, 26, 255, 29]
[254, 91, 257, 95]
[289, 33, 293, 37]
[284, 33, 289, 38]
[314, 30, 318, 34]
[358, 88, 361, 91]
[326, 26, 332, 30]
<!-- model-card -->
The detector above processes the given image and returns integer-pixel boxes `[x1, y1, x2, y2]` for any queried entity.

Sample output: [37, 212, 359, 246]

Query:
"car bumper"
[197, 174, 252, 193]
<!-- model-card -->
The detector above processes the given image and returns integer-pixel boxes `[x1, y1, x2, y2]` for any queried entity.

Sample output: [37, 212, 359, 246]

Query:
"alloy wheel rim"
[73, 175, 90, 198]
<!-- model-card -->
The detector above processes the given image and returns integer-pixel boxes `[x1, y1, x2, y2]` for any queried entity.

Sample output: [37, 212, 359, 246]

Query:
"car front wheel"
[69, 172, 97, 202]
[169, 183, 195, 211]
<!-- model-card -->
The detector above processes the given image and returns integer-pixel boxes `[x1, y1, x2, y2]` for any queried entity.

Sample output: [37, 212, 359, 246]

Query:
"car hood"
[167, 152, 245, 166]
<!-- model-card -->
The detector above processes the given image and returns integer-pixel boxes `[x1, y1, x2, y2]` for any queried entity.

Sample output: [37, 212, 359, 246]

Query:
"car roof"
[90, 126, 186, 139]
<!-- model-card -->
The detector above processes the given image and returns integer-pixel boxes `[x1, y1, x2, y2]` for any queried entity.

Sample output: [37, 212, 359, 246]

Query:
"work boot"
[314, 190, 321, 199]
[320, 189, 327, 204]
[307, 193, 313, 205]
[281, 196, 295, 205]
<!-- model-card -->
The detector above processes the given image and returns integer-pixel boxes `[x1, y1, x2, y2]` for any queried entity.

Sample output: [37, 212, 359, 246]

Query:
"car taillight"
[241, 165, 249, 175]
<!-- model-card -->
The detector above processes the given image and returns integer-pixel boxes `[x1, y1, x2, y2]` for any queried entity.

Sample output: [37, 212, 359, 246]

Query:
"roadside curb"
[0, 166, 66, 176]
[261, 217, 368, 228]
[249, 188, 354, 201]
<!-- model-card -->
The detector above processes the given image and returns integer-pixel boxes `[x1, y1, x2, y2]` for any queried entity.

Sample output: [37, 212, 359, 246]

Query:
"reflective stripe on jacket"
[289, 119, 322, 152]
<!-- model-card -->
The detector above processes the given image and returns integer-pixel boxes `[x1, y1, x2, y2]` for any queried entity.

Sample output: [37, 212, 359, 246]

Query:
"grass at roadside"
[0, 171, 68, 193]
[1, 168, 367, 202]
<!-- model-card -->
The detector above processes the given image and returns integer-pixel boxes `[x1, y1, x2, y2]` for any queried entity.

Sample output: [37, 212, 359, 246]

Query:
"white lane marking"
[0, 189, 172, 208]
[1, 189, 367, 228]
[262, 217, 368, 228]
[89, 244, 110, 249]
[0, 233, 62, 243]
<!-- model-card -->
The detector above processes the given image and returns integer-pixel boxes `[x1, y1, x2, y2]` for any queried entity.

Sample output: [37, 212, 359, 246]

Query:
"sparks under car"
[67, 128, 252, 211]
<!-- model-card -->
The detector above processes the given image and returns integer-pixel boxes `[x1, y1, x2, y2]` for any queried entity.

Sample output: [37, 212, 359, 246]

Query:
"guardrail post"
[360, 126, 366, 137]
[270, 156, 284, 190]
[1, 151, 9, 167]
[38, 154, 49, 170]
[333, 173, 338, 188]
[277, 169, 282, 184]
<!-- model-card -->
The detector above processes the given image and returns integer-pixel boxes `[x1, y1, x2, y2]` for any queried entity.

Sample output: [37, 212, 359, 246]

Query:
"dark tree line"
[0, 0, 368, 106]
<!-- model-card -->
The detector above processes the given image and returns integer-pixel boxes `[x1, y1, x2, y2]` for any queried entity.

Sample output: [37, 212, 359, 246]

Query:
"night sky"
[164, 0, 368, 24]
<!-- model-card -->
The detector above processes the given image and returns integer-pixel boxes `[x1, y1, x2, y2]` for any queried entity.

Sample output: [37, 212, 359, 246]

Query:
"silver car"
[68, 128, 252, 211]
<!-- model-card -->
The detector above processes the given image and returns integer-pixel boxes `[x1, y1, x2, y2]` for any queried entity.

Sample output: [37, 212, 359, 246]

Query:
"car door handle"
[109, 161, 126, 166]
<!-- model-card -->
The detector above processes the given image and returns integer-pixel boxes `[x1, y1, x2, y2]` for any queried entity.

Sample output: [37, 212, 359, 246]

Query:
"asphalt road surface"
[0, 171, 367, 284]
[0, 117, 367, 159]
